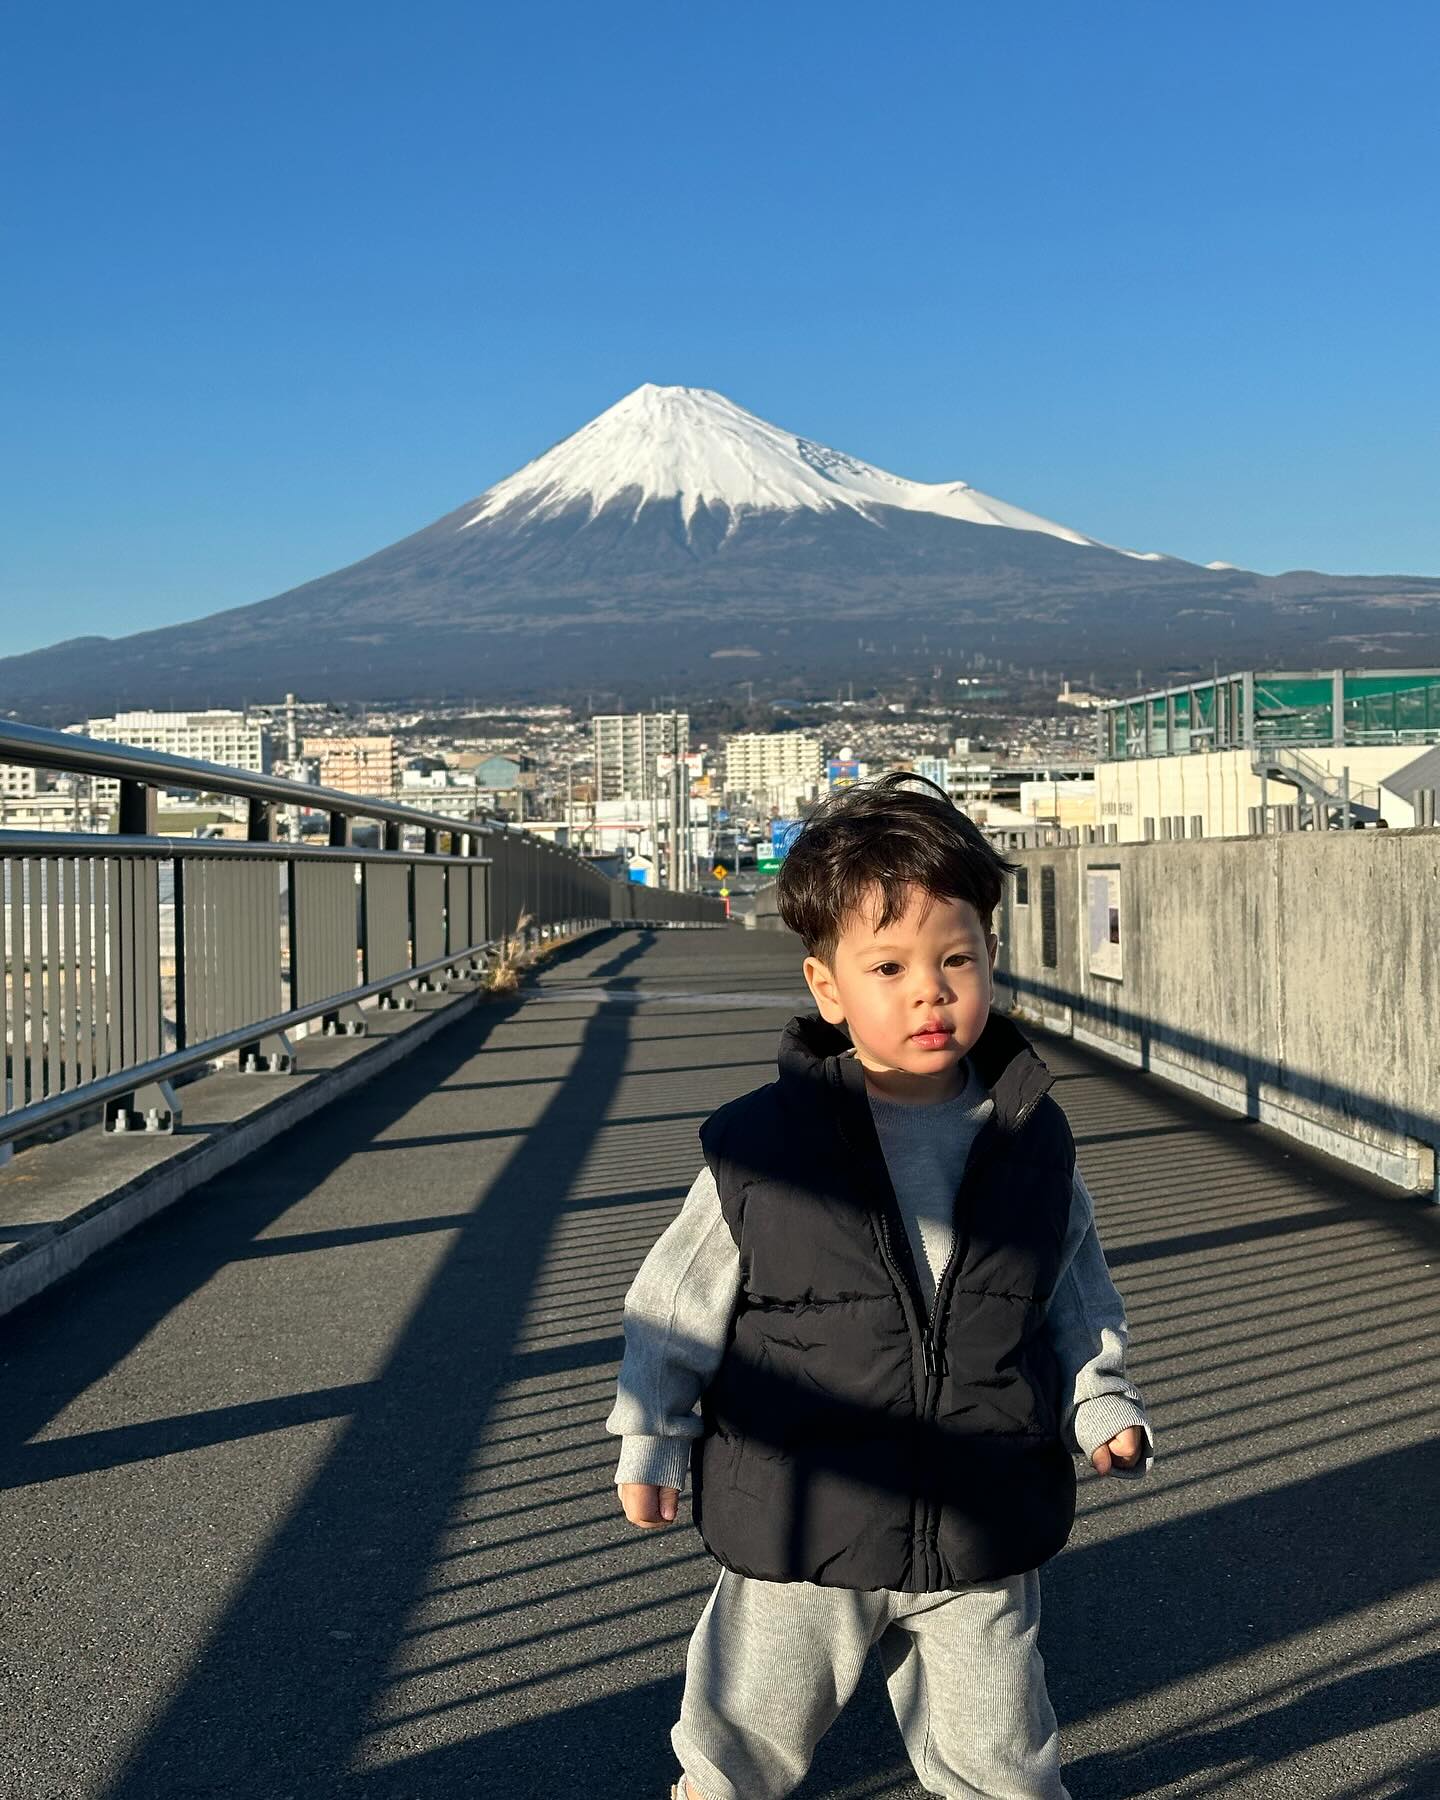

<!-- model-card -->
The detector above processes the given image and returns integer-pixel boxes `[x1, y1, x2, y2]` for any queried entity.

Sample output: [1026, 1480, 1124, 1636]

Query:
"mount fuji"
[5, 384, 1439, 716]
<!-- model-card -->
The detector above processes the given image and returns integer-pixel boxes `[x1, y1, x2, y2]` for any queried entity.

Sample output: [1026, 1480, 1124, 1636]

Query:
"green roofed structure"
[1098, 669, 1440, 762]
[1090, 669, 1440, 842]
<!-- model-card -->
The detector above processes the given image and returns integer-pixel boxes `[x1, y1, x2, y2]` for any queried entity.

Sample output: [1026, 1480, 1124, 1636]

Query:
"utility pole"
[285, 692, 301, 844]
[650, 762, 660, 890]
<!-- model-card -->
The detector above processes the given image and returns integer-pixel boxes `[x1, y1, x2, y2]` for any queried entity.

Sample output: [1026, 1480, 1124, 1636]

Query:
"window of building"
[1014, 867, 1030, 906]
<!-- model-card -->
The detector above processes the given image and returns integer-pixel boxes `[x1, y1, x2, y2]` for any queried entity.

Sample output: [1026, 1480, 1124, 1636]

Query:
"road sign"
[757, 855, 783, 875]
[712, 862, 728, 879]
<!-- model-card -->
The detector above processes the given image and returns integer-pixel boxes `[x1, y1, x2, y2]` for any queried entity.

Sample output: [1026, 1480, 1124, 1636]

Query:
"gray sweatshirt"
[608, 1056, 1153, 1493]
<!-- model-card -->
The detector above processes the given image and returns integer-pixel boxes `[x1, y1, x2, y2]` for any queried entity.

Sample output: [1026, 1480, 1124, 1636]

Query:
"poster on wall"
[1086, 866, 1123, 980]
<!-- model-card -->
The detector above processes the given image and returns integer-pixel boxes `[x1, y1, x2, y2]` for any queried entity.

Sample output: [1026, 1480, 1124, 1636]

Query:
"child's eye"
[873, 962, 901, 976]
[946, 954, 972, 967]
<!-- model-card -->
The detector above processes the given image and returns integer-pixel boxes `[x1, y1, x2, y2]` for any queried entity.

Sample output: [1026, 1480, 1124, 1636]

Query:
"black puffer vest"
[692, 1010, 1077, 1591]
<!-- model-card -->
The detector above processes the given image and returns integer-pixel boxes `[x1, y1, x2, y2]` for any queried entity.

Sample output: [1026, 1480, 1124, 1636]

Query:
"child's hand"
[619, 1482, 680, 1528]
[1090, 1426, 1145, 1475]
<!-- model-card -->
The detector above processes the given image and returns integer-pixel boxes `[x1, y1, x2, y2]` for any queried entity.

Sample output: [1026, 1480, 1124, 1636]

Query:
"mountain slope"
[4, 385, 1439, 716]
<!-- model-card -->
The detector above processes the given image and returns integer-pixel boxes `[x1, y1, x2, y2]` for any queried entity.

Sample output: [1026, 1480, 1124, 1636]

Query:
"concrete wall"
[996, 828, 1440, 1194]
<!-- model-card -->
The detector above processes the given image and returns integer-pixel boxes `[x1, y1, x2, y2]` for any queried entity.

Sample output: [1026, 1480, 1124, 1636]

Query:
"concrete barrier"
[996, 827, 1440, 1196]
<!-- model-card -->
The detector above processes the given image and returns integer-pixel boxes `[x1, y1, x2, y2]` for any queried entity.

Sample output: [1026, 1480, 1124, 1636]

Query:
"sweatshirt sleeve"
[1046, 1168, 1155, 1478]
[605, 1162, 742, 1493]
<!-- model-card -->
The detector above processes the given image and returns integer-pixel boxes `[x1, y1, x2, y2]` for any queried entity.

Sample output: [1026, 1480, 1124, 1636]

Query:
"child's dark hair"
[776, 771, 1019, 966]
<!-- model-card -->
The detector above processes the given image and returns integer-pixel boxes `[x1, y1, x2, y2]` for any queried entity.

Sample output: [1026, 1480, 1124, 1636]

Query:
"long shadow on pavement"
[92, 929, 659, 1798]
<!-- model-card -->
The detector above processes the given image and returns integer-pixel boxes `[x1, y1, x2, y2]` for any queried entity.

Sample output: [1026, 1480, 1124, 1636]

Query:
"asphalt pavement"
[1, 924, 1436, 1800]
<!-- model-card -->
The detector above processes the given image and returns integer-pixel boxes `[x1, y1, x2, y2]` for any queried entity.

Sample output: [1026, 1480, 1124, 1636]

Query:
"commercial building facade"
[1093, 669, 1440, 840]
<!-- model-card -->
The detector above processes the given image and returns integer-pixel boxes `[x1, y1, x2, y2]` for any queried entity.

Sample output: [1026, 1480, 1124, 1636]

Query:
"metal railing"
[1250, 745, 1382, 830]
[1, 720, 724, 1151]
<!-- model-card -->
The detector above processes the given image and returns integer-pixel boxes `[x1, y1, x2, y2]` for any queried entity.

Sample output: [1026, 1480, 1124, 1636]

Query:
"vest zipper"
[914, 1124, 1001, 1583]
[831, 1061, 1017, 1590]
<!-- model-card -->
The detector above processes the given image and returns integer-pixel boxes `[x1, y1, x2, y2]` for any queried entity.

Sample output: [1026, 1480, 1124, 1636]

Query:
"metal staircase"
[1250, 745, 1383, 828]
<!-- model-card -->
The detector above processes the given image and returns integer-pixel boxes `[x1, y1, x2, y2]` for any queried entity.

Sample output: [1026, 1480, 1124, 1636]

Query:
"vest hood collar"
[777, 1009, 1054, 1131]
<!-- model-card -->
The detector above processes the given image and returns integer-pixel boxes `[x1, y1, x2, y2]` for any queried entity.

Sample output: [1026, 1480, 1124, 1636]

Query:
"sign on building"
[1086, 866, 1123, 981]
[827, 759, 861, 788]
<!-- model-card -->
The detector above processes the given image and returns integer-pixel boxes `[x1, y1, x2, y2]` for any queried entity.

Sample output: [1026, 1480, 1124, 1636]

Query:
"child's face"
[802, 883, 996, 1092]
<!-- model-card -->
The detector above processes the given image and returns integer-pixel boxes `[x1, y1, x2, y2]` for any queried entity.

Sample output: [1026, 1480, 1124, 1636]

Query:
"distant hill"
[5, 383, 1438, 717]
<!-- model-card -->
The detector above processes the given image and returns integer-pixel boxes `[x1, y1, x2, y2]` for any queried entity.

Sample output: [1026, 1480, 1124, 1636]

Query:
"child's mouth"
[909, 1026, 955, 1050]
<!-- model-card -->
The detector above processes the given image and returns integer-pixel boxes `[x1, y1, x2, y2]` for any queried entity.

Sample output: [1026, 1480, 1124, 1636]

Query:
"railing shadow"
[995, 966, 1440, 1193]
[0, 926, 625, 1457]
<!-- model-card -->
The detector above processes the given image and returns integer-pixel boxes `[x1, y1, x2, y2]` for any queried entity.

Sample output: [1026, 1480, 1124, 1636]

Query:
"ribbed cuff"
[615, 1434, 695, 1493]
[1074, 1396, 1155, 1476]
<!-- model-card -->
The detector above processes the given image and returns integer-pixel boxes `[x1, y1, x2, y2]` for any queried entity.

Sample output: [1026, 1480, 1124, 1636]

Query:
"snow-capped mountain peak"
[460, 383, 1122, 551]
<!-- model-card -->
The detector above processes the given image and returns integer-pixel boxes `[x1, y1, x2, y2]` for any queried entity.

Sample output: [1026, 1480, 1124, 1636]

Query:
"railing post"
[117, 780, 156, 836]
[103, 853, 180, 1136]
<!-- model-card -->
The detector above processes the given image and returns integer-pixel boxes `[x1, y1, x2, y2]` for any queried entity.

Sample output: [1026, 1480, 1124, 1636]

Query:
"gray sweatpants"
[673, 1569, 1069, 1800]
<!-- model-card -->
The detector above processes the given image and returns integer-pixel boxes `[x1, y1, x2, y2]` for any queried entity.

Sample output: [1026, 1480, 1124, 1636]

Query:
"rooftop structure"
[1098, 669, 1440, 762]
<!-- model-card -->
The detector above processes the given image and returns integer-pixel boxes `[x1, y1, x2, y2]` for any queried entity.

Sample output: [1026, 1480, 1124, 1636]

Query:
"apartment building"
[592, 711, 689, 802]
[723, 731, 824, 815]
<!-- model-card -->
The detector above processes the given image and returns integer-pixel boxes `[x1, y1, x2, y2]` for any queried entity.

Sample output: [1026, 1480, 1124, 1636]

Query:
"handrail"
[0, 718, 726, 1158]
[1251, 745, 1381, 813]
[0, 718, 579, 852]
[0, 828, 489, 867]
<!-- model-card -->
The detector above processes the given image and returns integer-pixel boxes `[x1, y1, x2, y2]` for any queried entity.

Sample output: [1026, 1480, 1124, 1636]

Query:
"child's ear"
[803, 955, 846, 1024]
[986, 931, 998, 969]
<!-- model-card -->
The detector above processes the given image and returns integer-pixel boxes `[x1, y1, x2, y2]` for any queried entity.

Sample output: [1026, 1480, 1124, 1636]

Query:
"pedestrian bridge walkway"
[2, 927, 1437, 1800]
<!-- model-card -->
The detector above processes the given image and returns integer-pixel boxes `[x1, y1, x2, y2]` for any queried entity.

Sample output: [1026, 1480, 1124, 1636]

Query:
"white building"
[399, 767, 479, 793]
[592, 711, 689, 802]
[0, 763, 40, 799]
[0, 787, 108, 832]
[1014, 777, 1099, 829]
[724, 731, 824, 815]
[83, 710, 270, 774]
[1094, 746, 1423, 840]
[1090, 668, 1440, 839]
[77, 709, 270, 809]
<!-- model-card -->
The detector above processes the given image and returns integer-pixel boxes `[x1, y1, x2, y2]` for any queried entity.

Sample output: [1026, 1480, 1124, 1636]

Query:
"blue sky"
[3, 2, 1437, 657]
